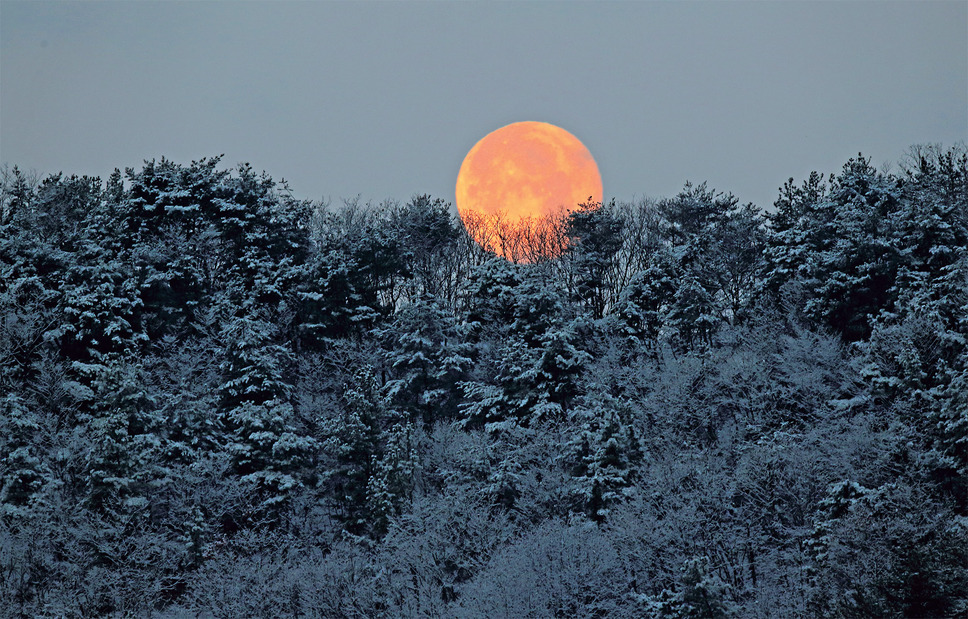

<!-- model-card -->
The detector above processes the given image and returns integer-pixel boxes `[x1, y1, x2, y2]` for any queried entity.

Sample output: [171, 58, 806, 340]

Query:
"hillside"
[1, 145, 966, 617]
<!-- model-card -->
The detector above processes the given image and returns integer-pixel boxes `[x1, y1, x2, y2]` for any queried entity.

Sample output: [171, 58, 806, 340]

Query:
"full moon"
[455, 121, 603, 261]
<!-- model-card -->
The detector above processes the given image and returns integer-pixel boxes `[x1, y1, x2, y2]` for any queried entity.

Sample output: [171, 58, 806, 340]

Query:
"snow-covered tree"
[461, 317, 591, 432]
[0, 395, 51, 513]
[378, 294, 473, 425]
[563, 199, 624, 319]
[322, 369, 405, 537]
[567, 394, 642, 521]
[217, 313, 315, 518]
[82, 357, 158, 515]
[766, 155, 904, 341]
[365, 421, 418, 537]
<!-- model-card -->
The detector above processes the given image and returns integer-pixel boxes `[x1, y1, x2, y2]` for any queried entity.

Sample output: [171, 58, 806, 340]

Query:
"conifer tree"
[767, 155, 904, 340]
[323, 369, 399, 536]
[379, 294, 473, 425]
[217, 313, 315, 516]
[83, 358, 157, 515]
[567, 394, 642, 521]
[366, 421, 418, 536]
[0, 395, 50, 513]
[564, 199, 624, 319]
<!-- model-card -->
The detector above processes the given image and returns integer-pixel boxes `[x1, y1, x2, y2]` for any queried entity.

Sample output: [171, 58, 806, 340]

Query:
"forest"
[0, 144, 966, 618]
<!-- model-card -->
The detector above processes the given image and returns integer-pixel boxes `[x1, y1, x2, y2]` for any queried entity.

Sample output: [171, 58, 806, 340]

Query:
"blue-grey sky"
[2, 1, 966, 210]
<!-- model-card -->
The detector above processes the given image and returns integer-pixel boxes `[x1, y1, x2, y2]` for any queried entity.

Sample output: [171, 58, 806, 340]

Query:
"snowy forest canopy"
[1, 144, 966, 617]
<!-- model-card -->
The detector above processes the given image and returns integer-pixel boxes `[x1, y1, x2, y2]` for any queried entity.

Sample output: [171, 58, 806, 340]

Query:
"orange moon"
[455, 121, 603, 261]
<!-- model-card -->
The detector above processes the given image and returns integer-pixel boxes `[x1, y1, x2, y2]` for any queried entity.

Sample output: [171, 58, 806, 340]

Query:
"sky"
[2, 1, 966, 211]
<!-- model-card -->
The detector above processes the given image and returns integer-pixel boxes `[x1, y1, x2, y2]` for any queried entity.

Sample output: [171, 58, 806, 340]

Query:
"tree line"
[0, 144, 966, 616]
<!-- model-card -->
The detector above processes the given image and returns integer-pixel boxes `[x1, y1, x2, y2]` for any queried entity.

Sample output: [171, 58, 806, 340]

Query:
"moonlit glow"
[455, 121, 603, 261]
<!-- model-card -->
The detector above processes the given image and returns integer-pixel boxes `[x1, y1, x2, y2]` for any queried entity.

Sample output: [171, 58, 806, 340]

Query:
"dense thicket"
[1, 145, 966, 617]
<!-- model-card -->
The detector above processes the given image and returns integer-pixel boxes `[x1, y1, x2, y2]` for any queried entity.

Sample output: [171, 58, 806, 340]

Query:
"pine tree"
[83, 358, 158, 515]
[299, 210, 404, 344]
[323, 369, 395, 536]
[461, 257, 527, 339]
[217, 313, 315, 517]
[667, 276, 717, 349]
[567, 394, 641, 522]
[366, 421, 418, 537]
[611, 253, 679, 351]
[564, 199, 624, 319]
[0, 395, 50, 514]
[379, 294, 474, 425]
[59, 240, 147, 364]
[119, 158, 310, 339]
[766, 155, 904, 340]
[461, 317, 591, 431]
[390, 194, 461, 303]
[939, 351, 968, 476]
[674, 557, 737, 618]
